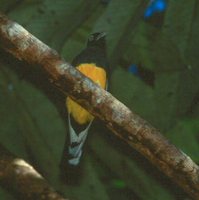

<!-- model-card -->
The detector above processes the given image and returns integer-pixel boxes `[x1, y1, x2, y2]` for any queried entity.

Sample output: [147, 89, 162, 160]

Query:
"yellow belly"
[66, 63, 106, 124]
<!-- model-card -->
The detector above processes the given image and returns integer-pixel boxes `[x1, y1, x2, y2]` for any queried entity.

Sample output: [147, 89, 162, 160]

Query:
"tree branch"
[0, 143, 69, 200]
[0, 12, 199, 199]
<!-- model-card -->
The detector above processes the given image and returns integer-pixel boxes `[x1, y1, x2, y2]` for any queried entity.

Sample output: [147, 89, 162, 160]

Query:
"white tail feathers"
[68, 113, 93, 166]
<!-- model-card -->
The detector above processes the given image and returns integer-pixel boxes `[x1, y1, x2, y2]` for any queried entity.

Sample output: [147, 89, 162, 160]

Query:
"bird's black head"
[87, 32, 106, 49]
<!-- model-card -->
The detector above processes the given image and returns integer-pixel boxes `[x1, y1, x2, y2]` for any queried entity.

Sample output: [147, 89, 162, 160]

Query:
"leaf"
[185, 2, 199, 83]
[163, 0, 196, 58]
[89, 128, 177, 200]
[93, 0, 144, 63]
[166, 118, 199, 164]
[0, 65, 28, 160]
[0, 63, 65, 186]
[0, 187, 15, 200]
[110, 68, 157, 125]
[120, 21, 199, 131]
[0, 0, 21, 13]
[8, 0, 100, 51]
[123, 21, 157, 70]
[63, 155, 110, 200]
[152, 33, 199, 130]
[61, 3, 106, 62]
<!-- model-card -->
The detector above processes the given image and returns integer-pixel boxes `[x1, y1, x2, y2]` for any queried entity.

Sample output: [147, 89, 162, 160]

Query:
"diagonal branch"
[0, 12, 199, 199]
[0, 143, 69, 200]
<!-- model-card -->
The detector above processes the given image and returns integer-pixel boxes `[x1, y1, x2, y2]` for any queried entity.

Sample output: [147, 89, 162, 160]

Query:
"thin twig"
[0, 12, 199, 199]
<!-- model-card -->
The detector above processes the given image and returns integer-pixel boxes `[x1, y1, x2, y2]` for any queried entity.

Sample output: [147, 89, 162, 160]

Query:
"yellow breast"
[66, 63, 106, 124]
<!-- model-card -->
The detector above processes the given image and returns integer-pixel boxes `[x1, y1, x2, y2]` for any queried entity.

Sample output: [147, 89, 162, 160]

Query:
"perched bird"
[60, 32, 108, 184]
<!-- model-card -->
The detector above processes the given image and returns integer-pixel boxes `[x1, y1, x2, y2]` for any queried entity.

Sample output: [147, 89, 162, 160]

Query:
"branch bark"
[0, 12, 199, 199]
[0, 143, 69, 200]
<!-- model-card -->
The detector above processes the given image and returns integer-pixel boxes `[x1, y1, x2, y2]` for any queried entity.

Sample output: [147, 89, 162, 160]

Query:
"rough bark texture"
[0, 12, 199, 199]
[0, 144, 68, 200]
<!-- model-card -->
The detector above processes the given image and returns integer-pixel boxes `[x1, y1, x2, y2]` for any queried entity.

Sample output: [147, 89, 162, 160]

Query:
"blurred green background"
[0, 0, 199, 199]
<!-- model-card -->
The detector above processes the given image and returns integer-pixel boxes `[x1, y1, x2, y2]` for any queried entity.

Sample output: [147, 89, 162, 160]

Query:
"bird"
[60, 32, 108, 184]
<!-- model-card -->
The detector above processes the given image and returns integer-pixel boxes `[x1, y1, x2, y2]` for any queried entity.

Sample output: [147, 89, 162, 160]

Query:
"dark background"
[0, 0, 199, 199]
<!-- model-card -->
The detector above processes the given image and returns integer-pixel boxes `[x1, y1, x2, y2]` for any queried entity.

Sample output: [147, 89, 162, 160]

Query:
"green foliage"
[0, 0, 199, 199]
[166, 118, 199, 164]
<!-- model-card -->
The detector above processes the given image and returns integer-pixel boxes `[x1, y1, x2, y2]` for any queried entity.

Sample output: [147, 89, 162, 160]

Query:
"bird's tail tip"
[59, 159, 83, 185]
